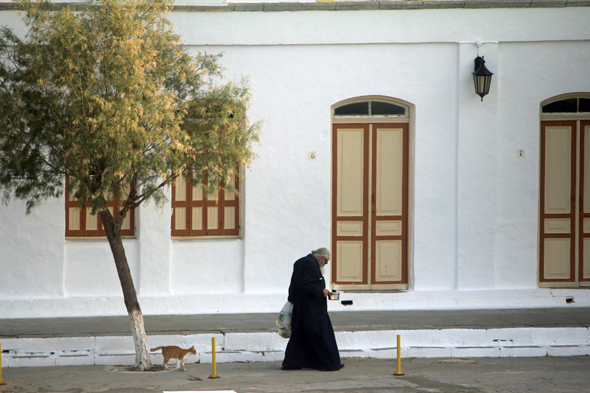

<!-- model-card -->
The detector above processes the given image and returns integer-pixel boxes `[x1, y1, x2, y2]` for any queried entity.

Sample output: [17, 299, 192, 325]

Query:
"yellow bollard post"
[208, 337, 220, 379]
[0, 343, 6, 385]
[393, 335, 405, 376]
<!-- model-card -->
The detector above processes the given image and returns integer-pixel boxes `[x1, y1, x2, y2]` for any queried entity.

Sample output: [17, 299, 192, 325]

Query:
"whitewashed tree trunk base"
[129, 309, 152, 370]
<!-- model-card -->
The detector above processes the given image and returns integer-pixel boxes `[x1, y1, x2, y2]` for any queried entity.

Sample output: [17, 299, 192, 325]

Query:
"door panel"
[332, 123, 408, 288]
[540, 121, 576, 283]
[336, 241, 365, 283]
[375, 220, 402, 236]
[375, 240, 403, 282]
[372, 124, 408, 285]
[337, 129, 366, 217]
[375, 128, 404, 216]
[543, 238, 572, 280]
[580, 121, 590, 282]
[337, 221, 363, 236]
[583, 238, 590, 280]
[544, 126, 572, 214]
[333, 124, 369, 285]
[544, 218, 570, 234]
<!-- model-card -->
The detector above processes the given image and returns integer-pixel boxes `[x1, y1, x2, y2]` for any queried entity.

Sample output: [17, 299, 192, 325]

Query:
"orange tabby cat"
[150, 345, 197, 371]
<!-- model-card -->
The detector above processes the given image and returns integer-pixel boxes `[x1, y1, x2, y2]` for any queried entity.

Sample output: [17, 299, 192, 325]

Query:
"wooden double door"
[331, 123, 409, 289]
[540, 120, 590, 286]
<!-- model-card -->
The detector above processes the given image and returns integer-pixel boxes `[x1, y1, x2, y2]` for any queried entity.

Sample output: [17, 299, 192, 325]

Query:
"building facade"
[1, 0, 590, 318]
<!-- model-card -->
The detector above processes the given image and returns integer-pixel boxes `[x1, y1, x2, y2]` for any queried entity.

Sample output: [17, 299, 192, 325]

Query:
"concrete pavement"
[1, 356, 590, 392]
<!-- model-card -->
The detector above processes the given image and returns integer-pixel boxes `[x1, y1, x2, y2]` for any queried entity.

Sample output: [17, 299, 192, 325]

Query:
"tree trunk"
[99, 208, 152, 370]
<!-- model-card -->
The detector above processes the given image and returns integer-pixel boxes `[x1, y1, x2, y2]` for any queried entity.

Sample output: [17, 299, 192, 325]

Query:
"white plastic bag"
[276, 301, 293, 338]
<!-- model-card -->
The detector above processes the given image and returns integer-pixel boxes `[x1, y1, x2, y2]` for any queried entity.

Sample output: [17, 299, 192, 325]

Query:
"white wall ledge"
[2, 327, 589, 367]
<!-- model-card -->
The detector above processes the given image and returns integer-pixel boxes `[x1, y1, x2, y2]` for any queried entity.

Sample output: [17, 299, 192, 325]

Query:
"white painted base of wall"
[1, 288, 589, 319]
[2, 327, 589, 367]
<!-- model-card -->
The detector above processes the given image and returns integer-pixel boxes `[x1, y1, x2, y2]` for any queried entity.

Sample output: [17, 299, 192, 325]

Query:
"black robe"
[282, 254, 342, 371]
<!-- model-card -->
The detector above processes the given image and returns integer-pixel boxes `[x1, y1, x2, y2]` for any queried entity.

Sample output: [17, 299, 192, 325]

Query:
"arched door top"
[332, 96, 412, 119]
[541, 94, 590, 120]
[542, 95, 590, 114]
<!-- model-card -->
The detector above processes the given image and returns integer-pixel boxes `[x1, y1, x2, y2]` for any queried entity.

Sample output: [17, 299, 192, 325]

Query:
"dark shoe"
[281, 364, 301, 370]
[340, 364, 345, 369]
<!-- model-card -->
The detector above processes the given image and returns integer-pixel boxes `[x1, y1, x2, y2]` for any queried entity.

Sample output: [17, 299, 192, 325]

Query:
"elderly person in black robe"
[281, 247, 343, 371]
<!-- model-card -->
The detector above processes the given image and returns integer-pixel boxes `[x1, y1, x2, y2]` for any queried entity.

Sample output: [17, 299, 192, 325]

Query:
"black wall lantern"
[472, 56, 493, 101]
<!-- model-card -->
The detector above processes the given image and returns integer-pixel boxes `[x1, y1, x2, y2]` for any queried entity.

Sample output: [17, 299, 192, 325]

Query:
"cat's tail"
[150, 347, 163, 352]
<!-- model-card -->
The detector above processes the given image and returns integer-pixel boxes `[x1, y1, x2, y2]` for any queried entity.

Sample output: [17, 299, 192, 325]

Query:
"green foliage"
[0, 0, 260, 216]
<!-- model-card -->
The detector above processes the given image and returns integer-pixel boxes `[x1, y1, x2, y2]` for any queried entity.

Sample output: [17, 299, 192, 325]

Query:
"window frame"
[65, 179, 135, 238]
[171, 171, 241, 238]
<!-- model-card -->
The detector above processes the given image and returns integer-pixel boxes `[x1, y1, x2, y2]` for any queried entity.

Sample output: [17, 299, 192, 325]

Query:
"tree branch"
[132, 173, 179, 207]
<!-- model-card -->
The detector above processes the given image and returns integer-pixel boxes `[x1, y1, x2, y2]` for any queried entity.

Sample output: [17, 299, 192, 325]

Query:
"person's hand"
[323, 289, 330, 297]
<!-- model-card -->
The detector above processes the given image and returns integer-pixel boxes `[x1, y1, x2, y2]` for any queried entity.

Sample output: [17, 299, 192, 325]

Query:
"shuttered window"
[171, 172, 240, 237]
[65, 179, 135, 238]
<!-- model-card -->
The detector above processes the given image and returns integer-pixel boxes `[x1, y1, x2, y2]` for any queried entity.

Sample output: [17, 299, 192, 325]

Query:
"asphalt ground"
[1, 356, 590, 393]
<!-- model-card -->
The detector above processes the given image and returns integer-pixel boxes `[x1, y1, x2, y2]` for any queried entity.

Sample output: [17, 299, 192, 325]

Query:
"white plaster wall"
[171, 8, 590, 46]
[171, 238, 245, 294]
[456, 42, 499, 290]
[0, 198, 65, 298]
[1, 6, 590, 317]
[64, 239, 139, 297]
[137, 194, 173, 296]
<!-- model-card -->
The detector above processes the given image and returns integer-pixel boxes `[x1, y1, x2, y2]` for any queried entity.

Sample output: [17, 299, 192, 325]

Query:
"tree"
[0, 0, 259, 370]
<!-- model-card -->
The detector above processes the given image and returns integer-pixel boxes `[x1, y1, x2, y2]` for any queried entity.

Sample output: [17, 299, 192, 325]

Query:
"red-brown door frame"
[331, 122, 409, 286]
[331, 123, 370, 285]
[579, 120, 590, 283]
[539, 120, 577, 283]
[370, 123, 409, 285]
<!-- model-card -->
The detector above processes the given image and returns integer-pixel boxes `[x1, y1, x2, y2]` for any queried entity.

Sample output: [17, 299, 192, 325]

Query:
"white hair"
[311, 247, 331, 261]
